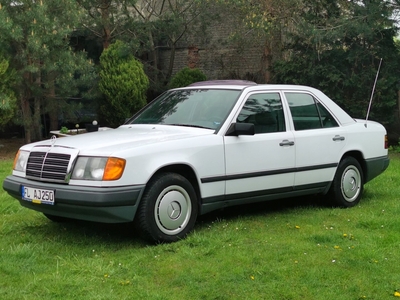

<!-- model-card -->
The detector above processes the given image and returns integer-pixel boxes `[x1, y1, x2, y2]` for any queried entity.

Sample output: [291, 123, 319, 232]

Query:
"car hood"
[22, 125, 215, 156]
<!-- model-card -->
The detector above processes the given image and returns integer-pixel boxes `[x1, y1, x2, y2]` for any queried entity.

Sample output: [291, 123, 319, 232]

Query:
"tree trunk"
[48, 73, 59, 131]
[30, 69, 43, 141]
[262, 41, 272, 84]
[21, 97, 32, 144]
[49, 107, 59, 131]
[188, 46, 199, 69]
[21, 72, 33, 144]
[166, 42, 176, 83]
[32, 96, 42, 141]
[101, 0, 111, 49]
[147, 29, 160, 84]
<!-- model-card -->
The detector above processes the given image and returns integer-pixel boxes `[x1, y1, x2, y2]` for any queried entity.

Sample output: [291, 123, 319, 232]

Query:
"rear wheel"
[135, 172, 198, 243]
[329, 156, 363, 207]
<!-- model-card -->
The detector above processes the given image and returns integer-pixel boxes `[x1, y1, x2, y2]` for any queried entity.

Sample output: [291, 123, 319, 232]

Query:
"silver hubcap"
[154, 185, 192, 235]
[341, 165, 361, 202]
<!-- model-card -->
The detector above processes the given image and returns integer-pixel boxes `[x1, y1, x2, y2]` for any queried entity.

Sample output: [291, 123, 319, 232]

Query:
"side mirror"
[225, 123, 255, 136]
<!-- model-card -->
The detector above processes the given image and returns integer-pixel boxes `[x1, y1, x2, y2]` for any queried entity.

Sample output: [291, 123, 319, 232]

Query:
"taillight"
[384, 135, 388, 149]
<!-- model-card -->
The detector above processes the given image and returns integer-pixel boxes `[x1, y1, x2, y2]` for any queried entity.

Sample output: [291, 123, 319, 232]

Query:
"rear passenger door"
[224, 92, 295, 198]
[284, 92, 347, 188]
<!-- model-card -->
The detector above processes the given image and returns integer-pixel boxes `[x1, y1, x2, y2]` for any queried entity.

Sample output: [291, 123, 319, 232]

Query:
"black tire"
[135, 172, 198, 243]
[43, 213, 70, 223]
[329, 156, 364, 207]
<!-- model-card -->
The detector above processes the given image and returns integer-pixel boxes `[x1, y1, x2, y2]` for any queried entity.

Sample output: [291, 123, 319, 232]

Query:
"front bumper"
[3, 175, 145, 223]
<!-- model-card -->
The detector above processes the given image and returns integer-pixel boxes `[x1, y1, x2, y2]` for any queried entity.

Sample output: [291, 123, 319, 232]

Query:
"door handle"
[279, 140, 295, 146]
[333, 135, 345, 141]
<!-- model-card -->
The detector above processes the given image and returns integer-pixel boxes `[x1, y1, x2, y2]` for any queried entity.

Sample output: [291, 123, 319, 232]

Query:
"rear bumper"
[364, 155, 390, 183]
[3, 175, 145, 223]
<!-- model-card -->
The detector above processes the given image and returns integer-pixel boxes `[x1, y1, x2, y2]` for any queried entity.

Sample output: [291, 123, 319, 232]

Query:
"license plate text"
[22, 186, 55, 205]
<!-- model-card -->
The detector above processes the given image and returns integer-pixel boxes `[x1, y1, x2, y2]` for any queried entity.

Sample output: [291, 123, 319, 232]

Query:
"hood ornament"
[51, 135, 57, 147]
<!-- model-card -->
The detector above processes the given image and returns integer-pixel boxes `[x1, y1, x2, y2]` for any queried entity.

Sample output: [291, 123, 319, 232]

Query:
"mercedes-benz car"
[3, 80, 389, 243]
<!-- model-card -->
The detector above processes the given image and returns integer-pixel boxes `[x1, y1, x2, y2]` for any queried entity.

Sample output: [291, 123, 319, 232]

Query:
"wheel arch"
[149, 164, 202, 209]
[340, 150, 366, 180]
[324, 150, 365, 195]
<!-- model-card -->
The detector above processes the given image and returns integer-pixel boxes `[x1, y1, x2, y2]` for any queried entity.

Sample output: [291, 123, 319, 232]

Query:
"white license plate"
[21, 186, 55, 205]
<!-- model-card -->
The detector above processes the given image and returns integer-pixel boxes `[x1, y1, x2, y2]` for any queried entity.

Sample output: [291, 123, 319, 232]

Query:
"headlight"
[71, 157, 126, 181]
[13, 150, 29, 172]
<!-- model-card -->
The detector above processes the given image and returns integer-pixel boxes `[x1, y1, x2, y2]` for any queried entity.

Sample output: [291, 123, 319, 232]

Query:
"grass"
[1, 154, 400, 299]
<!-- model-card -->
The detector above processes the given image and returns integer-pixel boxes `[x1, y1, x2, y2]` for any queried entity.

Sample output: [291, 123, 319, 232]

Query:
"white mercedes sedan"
[3, 80, 389, 243]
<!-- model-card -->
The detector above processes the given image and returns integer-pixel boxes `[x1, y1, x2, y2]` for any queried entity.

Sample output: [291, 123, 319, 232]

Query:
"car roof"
[185, 80, 316, 92]
[188, 80, 257, 87]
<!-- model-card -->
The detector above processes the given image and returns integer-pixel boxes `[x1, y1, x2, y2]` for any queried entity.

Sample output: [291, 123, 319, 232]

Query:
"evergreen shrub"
[168, 67, 206, 88]
[99, 40, 149, 127]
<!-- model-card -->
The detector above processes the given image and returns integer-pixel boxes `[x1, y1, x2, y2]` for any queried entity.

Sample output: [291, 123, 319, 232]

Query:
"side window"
[285, 92, 338, 131]
[237, 93, 286, 134]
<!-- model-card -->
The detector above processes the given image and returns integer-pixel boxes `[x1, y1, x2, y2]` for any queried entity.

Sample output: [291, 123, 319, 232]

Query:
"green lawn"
[1, 155, 400, 299]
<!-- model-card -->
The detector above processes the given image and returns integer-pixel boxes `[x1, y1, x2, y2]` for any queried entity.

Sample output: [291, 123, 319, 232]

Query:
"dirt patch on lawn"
[0, 138, 25, 160]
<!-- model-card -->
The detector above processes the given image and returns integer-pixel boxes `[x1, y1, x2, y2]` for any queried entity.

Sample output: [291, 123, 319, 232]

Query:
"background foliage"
[168, 67, 207, 89]
[99, 40, 149, 127]
[0, 0, 96, 142]
[0, 0, 399, 141]
[271, 0, 400, 126]
[0, 57, 17, 127]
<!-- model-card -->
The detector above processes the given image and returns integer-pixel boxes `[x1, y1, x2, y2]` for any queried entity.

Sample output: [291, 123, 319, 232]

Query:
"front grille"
[26, 151, 71, 182]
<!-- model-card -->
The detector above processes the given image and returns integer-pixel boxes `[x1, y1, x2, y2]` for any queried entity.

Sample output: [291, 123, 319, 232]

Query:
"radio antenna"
[365, 58, 382, 128]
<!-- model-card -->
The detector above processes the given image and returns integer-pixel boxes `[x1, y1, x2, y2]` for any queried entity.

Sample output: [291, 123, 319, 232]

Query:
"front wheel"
[135, 172, 198, 243]
[329, 156, 364, 207]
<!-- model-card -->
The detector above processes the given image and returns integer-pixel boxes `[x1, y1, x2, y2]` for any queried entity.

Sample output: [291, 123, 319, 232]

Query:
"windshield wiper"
[168, 123, 213, 130]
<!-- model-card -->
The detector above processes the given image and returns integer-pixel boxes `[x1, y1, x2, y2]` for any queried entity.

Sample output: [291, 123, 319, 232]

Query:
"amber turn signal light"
[103, 157, 126, 181]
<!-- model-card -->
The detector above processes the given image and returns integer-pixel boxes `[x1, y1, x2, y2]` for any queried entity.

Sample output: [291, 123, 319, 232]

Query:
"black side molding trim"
[201, 163, 338, 184]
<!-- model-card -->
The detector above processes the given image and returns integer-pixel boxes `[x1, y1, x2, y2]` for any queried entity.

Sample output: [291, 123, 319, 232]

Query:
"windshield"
[128, 89, 241, 130]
